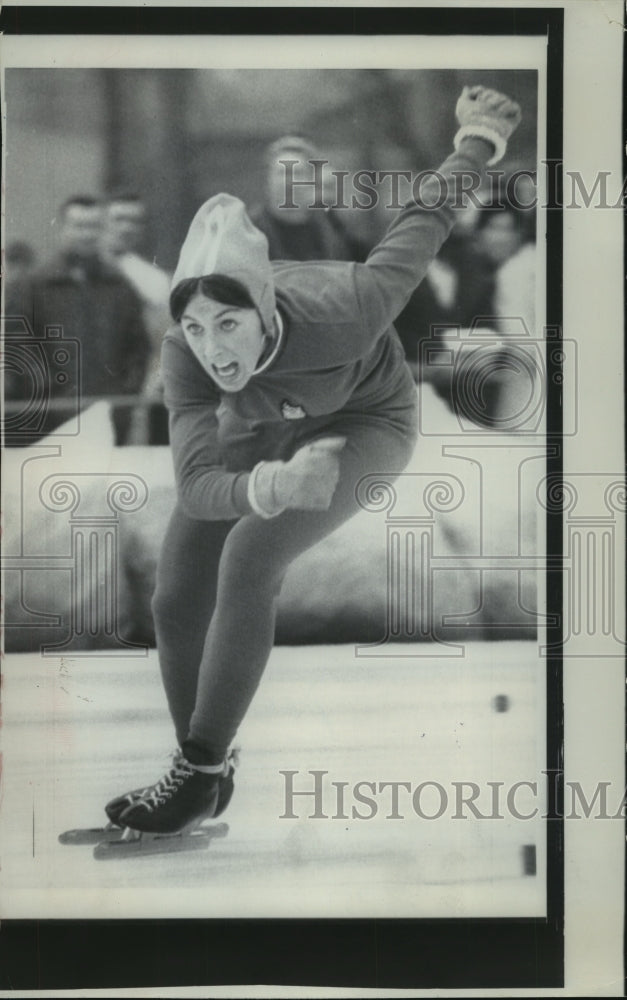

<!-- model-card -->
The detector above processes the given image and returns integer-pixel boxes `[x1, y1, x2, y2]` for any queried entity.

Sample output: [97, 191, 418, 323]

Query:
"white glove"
[454, 85, 522, 165]
[248, 436, 347, 517]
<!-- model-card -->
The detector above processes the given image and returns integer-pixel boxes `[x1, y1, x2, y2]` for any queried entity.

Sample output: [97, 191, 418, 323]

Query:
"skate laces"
[134, 748, 237, 813]
[142, 757, 197, 811]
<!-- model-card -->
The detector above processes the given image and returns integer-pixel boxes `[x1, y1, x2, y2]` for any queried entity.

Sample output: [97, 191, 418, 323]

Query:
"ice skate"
[92, 818, 229, 860]
[104, 747, 239, 825]
[103, 748, 187, 828]
[59, 751, 182, 847]
[118, 754, 224, 831]
[59, 786, 160, 847]
[59, 748, 239, 857]
[58, 823, 134, 847]
[92, 752, 231, 859]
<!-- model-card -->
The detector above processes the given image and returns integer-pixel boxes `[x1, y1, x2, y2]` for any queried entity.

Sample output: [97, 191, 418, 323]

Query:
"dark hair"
[170, 274, 257, 322]
[59, 195, 101, 217]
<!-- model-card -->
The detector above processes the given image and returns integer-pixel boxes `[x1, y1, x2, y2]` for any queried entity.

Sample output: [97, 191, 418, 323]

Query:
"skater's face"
[181, 292, 266, 392]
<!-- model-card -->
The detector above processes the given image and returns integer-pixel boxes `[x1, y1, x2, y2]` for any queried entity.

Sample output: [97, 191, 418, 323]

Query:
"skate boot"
[59, 757, 183, 847]
[104, 748, 185, 827]
[105, 747, 239, 827]
[104, 785, 155, 827]
[117, 752, 231, 834]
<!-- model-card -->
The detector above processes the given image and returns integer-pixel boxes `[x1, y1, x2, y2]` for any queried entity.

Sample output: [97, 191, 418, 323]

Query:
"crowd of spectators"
[4, 193, 169, 446]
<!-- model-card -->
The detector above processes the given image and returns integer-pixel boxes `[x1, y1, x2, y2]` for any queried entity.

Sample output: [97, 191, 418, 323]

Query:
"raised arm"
[162, 332, 253, 520]
[354, 86, 522, 332]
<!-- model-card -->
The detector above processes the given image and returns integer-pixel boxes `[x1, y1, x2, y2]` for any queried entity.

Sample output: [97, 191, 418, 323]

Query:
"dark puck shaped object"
[493, 694, 510, 712]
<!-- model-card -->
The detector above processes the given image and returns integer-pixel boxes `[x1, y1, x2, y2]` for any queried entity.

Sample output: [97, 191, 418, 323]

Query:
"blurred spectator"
[249, 135, 369, 262]
[102, 191, 172, 443]
[391, 195, 531, 427]
[393, 222, 498, 375]
[418, 202, 538, 428]
[4, 195, 150, 446]
[475, 201, 534, 264]
[477, 203, 536, 336]
[477, 202, 537, 426]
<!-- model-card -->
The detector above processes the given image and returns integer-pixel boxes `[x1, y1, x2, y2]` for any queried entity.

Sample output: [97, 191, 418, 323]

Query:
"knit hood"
[171, 193, 276, 335]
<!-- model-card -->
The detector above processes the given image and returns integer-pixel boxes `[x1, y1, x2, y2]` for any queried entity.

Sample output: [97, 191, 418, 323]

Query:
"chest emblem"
[281, 400, 307, 420]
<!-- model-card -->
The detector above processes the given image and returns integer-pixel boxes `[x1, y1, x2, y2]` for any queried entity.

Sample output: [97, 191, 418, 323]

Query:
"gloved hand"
[454, 85, 522, 165]
[248, 436, 347, 517]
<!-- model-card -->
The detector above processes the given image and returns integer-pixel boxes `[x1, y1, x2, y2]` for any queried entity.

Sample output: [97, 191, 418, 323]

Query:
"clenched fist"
[249, 436, 347, 516]
[454, 85, 522, 165]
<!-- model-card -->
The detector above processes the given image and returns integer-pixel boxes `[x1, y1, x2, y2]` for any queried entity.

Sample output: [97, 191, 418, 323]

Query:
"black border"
[0, 4, 563, 36]
[0, 5, 565, 991]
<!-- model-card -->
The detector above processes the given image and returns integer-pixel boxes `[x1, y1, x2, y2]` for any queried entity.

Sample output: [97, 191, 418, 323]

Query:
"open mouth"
[212, 361, 240, 382]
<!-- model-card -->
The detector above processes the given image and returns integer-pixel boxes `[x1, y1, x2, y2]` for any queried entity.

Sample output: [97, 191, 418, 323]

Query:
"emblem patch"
[281, 400, 307, 420]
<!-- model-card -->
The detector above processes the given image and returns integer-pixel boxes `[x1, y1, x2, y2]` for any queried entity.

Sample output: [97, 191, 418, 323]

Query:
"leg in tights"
[151, 513, 234, 744]
[183, 411, 417, 762]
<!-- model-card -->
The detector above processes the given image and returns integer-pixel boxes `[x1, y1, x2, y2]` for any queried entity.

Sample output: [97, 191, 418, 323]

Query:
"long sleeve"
[353, 137, 493, 335]
[161, 332, 253, 521]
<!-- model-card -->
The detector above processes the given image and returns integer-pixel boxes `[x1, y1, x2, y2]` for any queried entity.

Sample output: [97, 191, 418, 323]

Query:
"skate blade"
[93, 822, 229, 860]
[59, 825, 123, 846]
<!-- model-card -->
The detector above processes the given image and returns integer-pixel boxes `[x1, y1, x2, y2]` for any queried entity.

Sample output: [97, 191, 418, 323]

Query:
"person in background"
[393, 221, 498, 371]
[4, 195, 150, 445]
[474, 201, 537, 426]
[475, 202, 536, 336]
[249, 135, 369, 263]
[419, 201, 537, 428]
[102, 191, 172, 443]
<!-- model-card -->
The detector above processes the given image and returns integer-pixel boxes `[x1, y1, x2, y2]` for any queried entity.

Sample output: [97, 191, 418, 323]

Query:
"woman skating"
[106, 86, 522, 838]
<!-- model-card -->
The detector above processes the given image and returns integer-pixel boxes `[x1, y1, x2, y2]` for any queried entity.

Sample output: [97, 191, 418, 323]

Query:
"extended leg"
[151, 508, 234, 744]
[114, 407, 416, 838]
